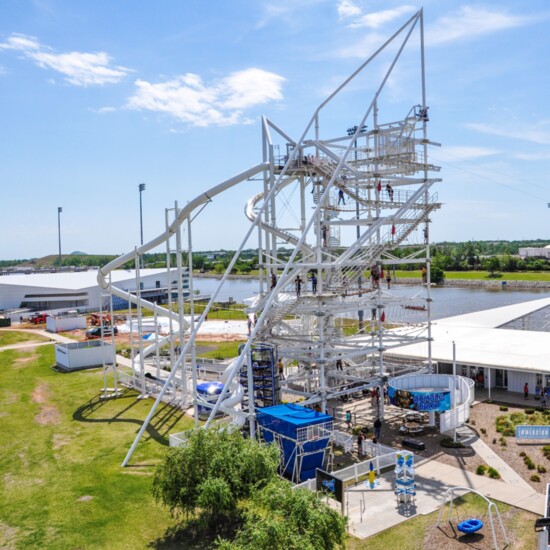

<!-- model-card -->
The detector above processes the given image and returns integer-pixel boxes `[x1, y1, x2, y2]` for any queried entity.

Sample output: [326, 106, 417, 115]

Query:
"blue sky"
[1, 0, 549, 259]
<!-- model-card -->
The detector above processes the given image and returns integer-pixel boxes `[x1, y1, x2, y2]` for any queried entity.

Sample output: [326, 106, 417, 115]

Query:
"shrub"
[487, 467, 500, 479]
[519, 451, 526, 457]
[523, 456, 536, 470]
[525, 409, 535, 415]
[476, 465, 487, 476]
[469, 419, 476, 425]
[502, 428, 515, 437]
[530, 474, 541, 482]
[480, 428, 487, 435]
[492, 438, 497, 444]
[499, 406, 508, 411]
[499, 439, 507, 447]
[537, 465, 547, 474]
[543, 446, 550, 458]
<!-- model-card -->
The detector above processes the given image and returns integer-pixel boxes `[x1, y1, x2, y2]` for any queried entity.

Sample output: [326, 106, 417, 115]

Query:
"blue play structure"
[394, 452, 416, 504]
[457, 518, 484, 534]
[196, 381, 224, 418]
[256, 403, 333, 482]
[238, 343, 279, 409]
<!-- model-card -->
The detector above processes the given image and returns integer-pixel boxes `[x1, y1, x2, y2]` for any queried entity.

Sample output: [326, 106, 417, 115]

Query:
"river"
[193, 277, 549, 320]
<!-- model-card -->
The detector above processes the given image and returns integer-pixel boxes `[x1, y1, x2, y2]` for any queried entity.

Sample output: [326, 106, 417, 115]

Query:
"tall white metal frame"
[97, 9, 442, 466]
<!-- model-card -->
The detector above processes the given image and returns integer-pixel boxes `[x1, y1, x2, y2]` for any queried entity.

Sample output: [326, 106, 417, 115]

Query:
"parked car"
[85, 326, 118, 339]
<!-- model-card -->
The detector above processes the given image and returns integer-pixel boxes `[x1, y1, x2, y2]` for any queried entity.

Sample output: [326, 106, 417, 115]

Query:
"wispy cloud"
[466, 121, 550, 146]
[513, 152, 550, 161]
[256, 0, 326, 28]
[427, 6, 536, 45]
[126, 68, 285, 127]
[435, 146, 501, 162]
[0, 33, 131, 86]
[338, 2, 416, 29]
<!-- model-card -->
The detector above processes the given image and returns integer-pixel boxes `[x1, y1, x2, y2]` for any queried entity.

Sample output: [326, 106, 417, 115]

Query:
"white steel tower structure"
[98, 9, 441, 466]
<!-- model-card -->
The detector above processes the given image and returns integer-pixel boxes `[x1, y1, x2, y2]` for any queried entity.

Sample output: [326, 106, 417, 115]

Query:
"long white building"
[0, 269, 189, 311]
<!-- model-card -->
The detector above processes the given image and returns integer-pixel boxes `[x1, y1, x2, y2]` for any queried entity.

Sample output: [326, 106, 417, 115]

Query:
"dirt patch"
[35, 405, 60, 425]
[31, 383, 50, 404]
[13, 354, 38, 367]
[52, 433, 71, 450]
[0, 522, 19, 550]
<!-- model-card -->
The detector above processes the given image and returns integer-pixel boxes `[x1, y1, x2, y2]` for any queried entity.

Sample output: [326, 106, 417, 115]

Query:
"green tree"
[221, 480, 347, 550]
[430, 265, 445, 284]
[152, 429, 279, 521]
[485, 256, 501, 276]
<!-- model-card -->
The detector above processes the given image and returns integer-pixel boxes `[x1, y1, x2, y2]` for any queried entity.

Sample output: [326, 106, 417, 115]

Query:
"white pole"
[452, 341, 457, 442]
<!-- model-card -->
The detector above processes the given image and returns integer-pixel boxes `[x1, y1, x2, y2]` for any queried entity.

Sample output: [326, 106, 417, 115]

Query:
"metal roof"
[389, 297, 550, 373]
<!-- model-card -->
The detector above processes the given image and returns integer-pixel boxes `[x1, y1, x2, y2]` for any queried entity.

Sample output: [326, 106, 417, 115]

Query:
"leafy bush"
[530, 474, 541, 482]
[480, 428, 487, 435]
[492, 438, 497, 444]
[537, 465, 547, 474]
[469, 419, 476, 425]
[523, 455, 536, 470]
[499, 406, 508, 411]
[476, 465, 487, 476]
[519, 451, 526, 457]
[543, 445, 550, 458]
[525, 409, 535, 415]
[487, 467, 500, 479]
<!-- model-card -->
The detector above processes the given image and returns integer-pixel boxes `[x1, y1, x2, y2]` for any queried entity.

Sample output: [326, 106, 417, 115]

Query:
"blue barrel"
[196, 381, 224, 418]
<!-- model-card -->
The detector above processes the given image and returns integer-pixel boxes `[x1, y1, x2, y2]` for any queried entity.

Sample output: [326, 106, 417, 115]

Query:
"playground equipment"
[95, 9, 442, 467]
[394, 452, 416, 505]
[436, 487, 509, 549]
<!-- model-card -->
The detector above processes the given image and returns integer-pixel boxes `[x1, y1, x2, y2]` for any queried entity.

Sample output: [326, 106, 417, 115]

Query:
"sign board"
[316, 469, 343, 504]
[515, 425, 550, 441]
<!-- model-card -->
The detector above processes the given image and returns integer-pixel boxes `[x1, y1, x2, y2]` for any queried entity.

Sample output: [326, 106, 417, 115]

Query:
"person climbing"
[338, 189, 346, 205]
[386, 270, 392, 289]
[336, 359, 343, 371]
[278, 358, 284, 380]
[524, 382, 529, 400]
[310, 272, 317, 294]
[295, 274, 302, 297]
[321, 224, 328, 247]
[370, 264, 380, 289]
[247, 317, 252, 336]
[421, 265, 427, 284]
[385, 183, 394, 201]
[271, 272, 277, 290]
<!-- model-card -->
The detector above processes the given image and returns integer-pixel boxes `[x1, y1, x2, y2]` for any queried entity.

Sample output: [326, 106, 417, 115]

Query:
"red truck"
[29, 313, 49, 324]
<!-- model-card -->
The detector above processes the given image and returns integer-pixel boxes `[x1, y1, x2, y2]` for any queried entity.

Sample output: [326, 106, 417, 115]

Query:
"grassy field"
[0, 330, 50, 347]
[395, 269, 550, 282]
[0, 344, 194, 549]
[196, 340, 245, 359]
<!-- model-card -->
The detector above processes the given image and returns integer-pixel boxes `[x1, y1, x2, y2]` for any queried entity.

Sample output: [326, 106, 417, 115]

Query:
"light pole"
[139, 183, 146, 246]
[57, 207, 62, 268]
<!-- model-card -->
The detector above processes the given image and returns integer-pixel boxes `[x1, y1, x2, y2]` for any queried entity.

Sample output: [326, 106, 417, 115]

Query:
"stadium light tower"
[139, 183, 146, 246]
[57, 207, 62, 268]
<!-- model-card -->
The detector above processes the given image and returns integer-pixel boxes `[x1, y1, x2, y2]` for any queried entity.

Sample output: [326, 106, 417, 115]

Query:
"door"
[495, 369, 508, 389]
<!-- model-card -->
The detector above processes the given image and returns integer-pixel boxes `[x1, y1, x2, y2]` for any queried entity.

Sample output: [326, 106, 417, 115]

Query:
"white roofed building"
[0, 269, 189, 311]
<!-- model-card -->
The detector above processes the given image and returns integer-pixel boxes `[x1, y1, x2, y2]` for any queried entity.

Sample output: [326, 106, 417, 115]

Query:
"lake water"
[194, 277, 549, 319]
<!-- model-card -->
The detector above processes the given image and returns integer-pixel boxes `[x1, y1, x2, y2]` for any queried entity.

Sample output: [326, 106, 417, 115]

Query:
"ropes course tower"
[98, 9, 442, 466]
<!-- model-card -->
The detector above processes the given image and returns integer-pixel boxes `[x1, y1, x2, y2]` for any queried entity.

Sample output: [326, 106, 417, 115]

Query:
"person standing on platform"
[295, 275, 302, 297]
[311, 273, 317, 294]
[524, 382, 529, 400]
[278, 358, 284, 380]
[271, 272, 277, 290]
[345, 410, 352, 430]
[374, 417, 382, 440]
[357, 433, 364, 457]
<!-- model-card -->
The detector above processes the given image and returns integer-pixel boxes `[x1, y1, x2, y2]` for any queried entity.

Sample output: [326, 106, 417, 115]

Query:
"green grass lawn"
[0, 344, 194, 549]
[395, 270, 550, 281]
[0, 330, 50, 347]
[196, 340, 245, 359]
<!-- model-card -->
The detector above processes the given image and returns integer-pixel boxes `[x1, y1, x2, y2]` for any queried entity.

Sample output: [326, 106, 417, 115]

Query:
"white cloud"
[342, 5, 417, 29]
[466, 122, 550, 146]
[0, 33, 131, 86]
[427, 6, 536, 45]
[126, 68, 285, 127]
[337, 0, 361, 19]
[435, 146, 501, 162]
[89, 106, 116, 114]
[256, 0, 326, 28]
[513, 152, 550, 161]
